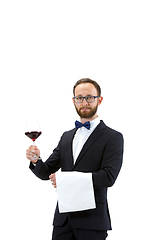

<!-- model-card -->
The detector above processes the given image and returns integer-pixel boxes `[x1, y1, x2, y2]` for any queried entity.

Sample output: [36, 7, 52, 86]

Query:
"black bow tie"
[75, 120, 91, 130]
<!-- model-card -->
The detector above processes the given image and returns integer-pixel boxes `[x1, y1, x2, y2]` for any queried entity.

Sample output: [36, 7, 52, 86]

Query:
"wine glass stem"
[33, 141, 37, 159]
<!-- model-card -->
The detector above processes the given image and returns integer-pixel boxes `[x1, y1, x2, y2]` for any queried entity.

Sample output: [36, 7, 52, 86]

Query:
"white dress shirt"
[56, 117, 101, 213]
[73, 117, 101, 163]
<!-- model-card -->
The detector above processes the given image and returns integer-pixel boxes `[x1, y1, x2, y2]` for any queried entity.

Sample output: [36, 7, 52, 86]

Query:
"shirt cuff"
[31, 157, 42, 167]
[56, 171, 96, 213]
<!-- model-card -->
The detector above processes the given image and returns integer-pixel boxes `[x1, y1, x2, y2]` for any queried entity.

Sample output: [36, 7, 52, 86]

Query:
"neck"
[80, 114, 98, 124]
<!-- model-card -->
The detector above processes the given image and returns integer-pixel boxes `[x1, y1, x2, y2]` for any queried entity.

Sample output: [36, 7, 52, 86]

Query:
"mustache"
[79, 107, 91, 110]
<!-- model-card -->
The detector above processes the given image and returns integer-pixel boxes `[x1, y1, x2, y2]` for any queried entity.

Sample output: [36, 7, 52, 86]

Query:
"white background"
[0, 0, 150, 239]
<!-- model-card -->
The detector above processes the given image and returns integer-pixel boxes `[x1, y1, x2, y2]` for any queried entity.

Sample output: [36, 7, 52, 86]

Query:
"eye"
[76, 97, 82, 100]
[86, 96, 93, 100]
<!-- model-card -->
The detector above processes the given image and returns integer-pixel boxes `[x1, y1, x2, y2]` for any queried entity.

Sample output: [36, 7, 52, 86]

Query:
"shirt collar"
[90, 116, 100, 131]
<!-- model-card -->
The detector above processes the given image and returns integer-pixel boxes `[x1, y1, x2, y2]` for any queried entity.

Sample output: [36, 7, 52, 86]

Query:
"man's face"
[73, 83, 103, 120]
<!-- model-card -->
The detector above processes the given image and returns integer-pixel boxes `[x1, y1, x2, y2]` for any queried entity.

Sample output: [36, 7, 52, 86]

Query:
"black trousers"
[52, 217, 108, 240]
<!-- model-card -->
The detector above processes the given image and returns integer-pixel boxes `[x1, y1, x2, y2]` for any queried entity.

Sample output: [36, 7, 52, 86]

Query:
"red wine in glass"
[25, 131, 42, 142]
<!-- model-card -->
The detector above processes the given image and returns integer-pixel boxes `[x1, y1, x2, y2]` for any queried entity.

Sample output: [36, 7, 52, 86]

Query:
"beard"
[75, 104, 98, 119]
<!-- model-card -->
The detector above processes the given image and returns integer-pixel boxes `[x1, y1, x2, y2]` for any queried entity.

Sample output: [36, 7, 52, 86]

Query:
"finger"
[29, 145, 37, 151]
[30, 148, 37, 154]
[49, 173, 54, 179]
[26, 148, 34, 155]
[26, 153, 34, 160]
[52, 173, 55, 179]
[26, 149, 36, 159]
[52, 182, 57, 188]
[26, 150, 32, 157]
[26, 150, 34, 157]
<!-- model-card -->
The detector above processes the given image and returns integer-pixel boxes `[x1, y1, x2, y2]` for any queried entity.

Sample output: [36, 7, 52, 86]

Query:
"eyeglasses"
[73, 96, 99, 103]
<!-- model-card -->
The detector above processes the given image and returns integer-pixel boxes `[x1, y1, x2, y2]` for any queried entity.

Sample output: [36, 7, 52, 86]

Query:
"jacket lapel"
[63, 128, 77, 168]
[72, 120, 106, 169]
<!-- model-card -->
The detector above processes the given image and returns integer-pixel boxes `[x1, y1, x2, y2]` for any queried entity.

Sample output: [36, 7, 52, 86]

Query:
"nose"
[82, 97, 89, 106]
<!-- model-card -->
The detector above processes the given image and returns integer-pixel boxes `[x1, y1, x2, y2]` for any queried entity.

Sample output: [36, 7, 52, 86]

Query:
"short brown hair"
[73, 78, 101, 96]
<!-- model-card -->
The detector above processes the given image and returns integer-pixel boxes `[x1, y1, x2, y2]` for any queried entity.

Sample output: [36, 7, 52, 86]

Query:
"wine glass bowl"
[25, 131, 42, 142]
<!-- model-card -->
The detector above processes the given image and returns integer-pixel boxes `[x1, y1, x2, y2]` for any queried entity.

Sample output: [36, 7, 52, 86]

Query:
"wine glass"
[25, 120, 42, 160]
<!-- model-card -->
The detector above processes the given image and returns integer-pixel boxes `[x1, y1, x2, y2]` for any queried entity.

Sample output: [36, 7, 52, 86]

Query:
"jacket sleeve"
[29, 138, 62, 180]
[92, 131, 124, 188]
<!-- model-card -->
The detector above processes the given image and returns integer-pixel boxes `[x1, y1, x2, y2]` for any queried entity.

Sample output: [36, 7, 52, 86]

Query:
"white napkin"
[56, 171, 96, 213]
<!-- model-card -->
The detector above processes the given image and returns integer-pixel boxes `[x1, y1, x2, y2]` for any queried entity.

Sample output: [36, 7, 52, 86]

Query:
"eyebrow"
[76, 94, 93, 97]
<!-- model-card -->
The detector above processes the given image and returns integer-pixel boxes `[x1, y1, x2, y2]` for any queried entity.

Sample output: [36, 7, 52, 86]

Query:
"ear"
[98, 96, 103, 106]
[72, 97, 75, 104]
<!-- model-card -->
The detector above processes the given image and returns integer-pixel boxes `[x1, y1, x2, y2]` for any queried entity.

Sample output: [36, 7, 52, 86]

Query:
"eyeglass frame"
[73, 95, 100, 103]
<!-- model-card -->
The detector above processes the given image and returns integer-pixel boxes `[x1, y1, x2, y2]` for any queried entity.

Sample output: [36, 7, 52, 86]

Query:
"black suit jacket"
[30, 120, 124, 230]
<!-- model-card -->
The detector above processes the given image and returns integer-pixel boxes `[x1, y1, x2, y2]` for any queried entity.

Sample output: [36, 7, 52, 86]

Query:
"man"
[26, 78, 124, 240]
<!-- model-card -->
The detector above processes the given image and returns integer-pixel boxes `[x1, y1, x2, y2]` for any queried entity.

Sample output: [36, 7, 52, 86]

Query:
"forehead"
[75, 83, 97, 96]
